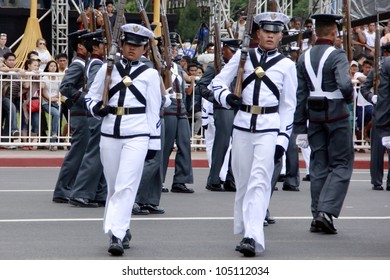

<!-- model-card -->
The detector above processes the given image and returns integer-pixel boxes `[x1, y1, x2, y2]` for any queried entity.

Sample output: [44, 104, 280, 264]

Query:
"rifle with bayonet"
[343, 0, 353, 62]
[373, 0, 381, 94]
[102, 0, 126, 107]
[78, 1, 89, 30]
[234, 0, 256, 97]
[160, 0, 174, 93]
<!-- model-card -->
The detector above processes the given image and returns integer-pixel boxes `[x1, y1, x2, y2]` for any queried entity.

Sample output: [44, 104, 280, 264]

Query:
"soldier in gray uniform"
[162, 36, 194, 193]
[360, 43, 390, 191]
[68, 30, 107, 207]
[203, 38, 241, 192]
[294, 14, 354, 234]
[52, 30, 90, 203]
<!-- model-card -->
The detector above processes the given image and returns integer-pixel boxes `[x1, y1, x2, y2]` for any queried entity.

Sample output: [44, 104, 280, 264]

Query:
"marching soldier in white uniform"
[86, 24, 161, 256]
[210, 12, 297, 256]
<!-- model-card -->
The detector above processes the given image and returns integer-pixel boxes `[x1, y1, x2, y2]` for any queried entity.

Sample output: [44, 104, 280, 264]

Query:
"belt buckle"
[176, 93, 182, 100]
[116, 107, 124, 115]
[251, 105, 262, 115]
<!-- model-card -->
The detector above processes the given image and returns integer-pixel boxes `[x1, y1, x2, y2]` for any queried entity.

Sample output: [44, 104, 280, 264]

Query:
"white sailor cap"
[254, 12, 289, 32]
[120, 23, 154, 46]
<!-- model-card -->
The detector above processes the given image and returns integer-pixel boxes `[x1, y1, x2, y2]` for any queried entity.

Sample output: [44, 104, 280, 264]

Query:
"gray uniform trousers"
[207, 108, 235, 185]
[309, 117, 354, 218]
[53, 111, 89, 199]
[282, 133, 300, 188]
[370, 115, 390, 187]
[69, 116, 107, 201]
[162, 114, 193, 184]
[136, 118, 165, 206]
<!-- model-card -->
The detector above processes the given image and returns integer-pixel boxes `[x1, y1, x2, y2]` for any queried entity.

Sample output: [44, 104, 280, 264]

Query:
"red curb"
[0, 158, 376, 169]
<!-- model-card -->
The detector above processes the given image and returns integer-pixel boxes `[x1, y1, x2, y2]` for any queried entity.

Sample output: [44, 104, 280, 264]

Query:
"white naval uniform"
[86, 59, 161, 240]
[210, 47, 297, 253]
[201, 98, 214, 167]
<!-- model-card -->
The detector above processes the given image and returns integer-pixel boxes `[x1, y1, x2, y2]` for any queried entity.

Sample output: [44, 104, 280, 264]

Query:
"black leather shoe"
[387, 186, 390, 191]
[282, 185, 300, 191]
[315, 212, 337, 234]
[171, 183, 194, 193]
[69, 197, 99, 208]
[239, 237, 256, 257]
[132, 203, 149, 215]
[206, 184, 225, 192]
[52, 196, 69, 203]
[223, 181, 236, 192]
[108, 235, 124, 256]
[265, 216, 276, 224]
[372, 185, 384, 191]
[302, 174, 311, 181]
[140, 204, 165, 214]
[161, 186, 169, 193]
[122, 229, 132, 249]
[309, 219, 322, 233]
[263, 220, 268, 226]
[235, 238, 245, 251]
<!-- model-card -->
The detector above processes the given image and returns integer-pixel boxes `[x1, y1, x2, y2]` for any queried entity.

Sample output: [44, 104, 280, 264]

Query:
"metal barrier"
[0, 71, 370, 151]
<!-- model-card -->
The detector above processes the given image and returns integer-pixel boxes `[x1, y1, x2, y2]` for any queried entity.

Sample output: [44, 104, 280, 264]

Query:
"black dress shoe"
[239, 237, 256, 257]
[315, 212, 337, 234]
[223, 181, 236, 192]
[140, 204, 165, 214]
[122, 229, 132, 249]
[372, 185, 384, 191]
[282, 185, 300, 191]
[263, 220, 269, 226]
[387, 186, 390, 191]
[132, 203, 149, 215]
[206, 184, 225, 192]
[108, 235, 124, 256]
[69, 197, 99, 208]
[161, 186, 169, 193]
[235, 238, 245, 251]
[302, 174, 311, 181]
[171, 183, 194, 193]
[309, 219, 322, 233]
[265, 216, 276, 224]
[52, 197, 69, 203]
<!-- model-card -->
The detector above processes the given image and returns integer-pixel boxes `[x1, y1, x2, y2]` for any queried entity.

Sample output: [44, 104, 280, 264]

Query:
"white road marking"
[0, 216, 390, 223]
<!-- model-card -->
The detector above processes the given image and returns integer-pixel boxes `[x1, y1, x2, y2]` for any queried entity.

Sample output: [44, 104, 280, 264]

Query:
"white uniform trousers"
[219, 138, 232, 182]
[100, 136, 148, 239]
[204, 117, 215, 167]
[301, 146, 311, 175]
[232, 129, 277, 253]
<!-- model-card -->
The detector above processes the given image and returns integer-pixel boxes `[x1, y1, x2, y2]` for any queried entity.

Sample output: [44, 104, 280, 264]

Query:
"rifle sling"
[242, 49, 285, 101]
[108, 62, 149, 106]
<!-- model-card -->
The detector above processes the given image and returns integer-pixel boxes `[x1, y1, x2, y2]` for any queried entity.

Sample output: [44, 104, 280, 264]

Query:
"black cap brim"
[122, 33, 149, 46]
[259, 23, 284, 32]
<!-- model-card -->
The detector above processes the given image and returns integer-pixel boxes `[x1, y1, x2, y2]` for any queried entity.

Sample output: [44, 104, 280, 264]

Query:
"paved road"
[0, 167, 389, 261]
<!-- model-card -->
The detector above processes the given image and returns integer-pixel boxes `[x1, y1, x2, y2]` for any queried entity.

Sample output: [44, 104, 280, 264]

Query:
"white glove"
[296, 134, 309, 149]
[371, 95, 378, 104]
[163, 94, 172, 108]
[382, 136, 390, 149]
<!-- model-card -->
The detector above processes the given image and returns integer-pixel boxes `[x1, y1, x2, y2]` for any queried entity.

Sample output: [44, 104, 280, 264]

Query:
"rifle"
[89, 3, 96, 32]
[373, 0, 381, 94]
[102, 0, 127, 107]
[234, 0, 256, 97]
[342, 0, 353, 62]
[137, 0, 163, 74]
[78, 1, 89, 30]
[213, 21, 222, 75]
[101, 0, 112, 57]
[160, 0, 174, 93]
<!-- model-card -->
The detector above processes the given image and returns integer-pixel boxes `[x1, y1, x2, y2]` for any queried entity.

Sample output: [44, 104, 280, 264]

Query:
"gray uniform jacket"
[373, 57, 390, 137]
[294, 43, 354, 134]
